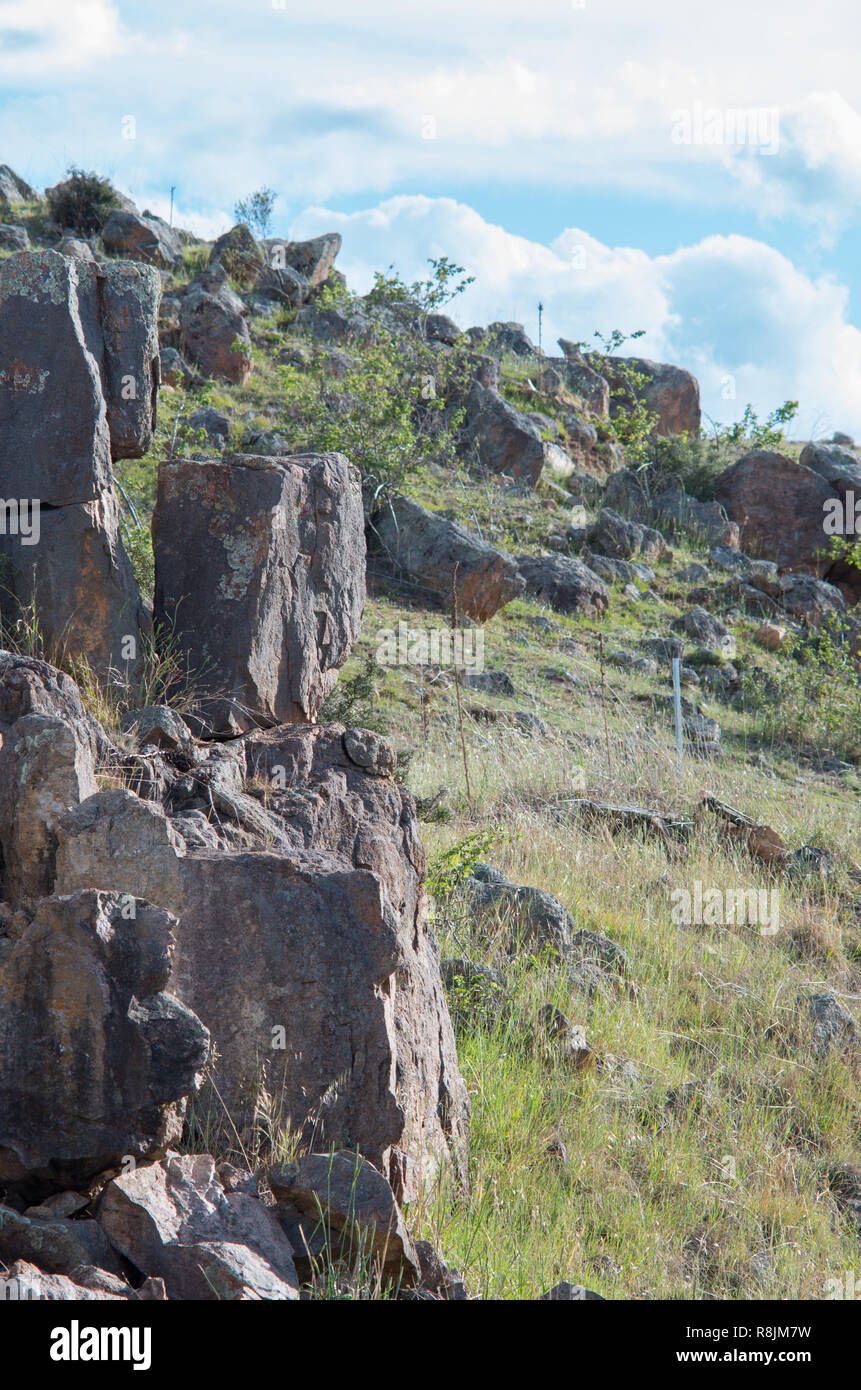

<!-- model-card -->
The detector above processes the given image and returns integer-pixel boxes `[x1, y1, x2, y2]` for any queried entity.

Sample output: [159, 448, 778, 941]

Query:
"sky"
[2, 0, 861, 434]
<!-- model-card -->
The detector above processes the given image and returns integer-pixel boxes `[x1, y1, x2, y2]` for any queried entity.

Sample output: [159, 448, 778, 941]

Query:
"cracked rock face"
[0, 251, 157, 678]
[0, 889, 209, 1192]
[0, 651, 469, 1204]
[55, 718, 469, 1203]
[152, 452, 366, 734]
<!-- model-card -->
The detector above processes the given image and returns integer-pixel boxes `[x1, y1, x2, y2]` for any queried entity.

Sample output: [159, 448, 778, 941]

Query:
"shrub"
[46, 167, 120, 235]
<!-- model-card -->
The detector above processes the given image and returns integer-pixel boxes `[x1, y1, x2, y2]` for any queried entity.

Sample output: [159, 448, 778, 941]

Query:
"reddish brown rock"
[714, 451, 839, 572]
[604, 357, 701, 436]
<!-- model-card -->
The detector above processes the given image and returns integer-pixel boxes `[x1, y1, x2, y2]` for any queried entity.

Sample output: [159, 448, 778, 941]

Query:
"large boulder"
[0, 250, 160, 499]
[714, 451, 838, 572]
[152, 452, 365, 733]
[604, 357, 701, 436]
[101, 209, 183, 270]
[97, 260, 162, 460]
[462, 382, 550, 486]
[516, 553, 610, 616]
[97, 1155, 299, 1300]
[372, 495, 525, 622]
[0, 890, 209, 1191]
[180, 263, 252, 384]
[56, 720, 470, 1202]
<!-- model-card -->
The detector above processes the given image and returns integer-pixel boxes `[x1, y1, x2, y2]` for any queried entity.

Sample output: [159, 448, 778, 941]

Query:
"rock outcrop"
[152, 452, 366, 733]
[0, 251, 155, 677]
[55, 718, 469, 1203]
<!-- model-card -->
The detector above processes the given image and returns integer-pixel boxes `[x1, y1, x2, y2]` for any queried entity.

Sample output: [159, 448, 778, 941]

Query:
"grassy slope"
[7, 208, 855, 1298]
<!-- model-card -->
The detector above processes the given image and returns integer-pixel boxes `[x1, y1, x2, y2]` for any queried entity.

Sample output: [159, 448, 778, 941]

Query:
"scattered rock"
[270, 1151, 418, 1287]
[372, 495, 524, 622]
[101, 208, 183, 269]
[517, 553, 610, 616]
[98, 1154, 299, 1300]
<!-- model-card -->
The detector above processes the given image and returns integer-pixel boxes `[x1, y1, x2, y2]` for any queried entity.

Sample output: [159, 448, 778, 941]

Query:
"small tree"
[233, 187, 277, 239]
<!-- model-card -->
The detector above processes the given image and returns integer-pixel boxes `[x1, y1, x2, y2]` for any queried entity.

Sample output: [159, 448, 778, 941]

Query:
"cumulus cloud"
[0, 0, 127, 75]
[291, 195, 861, 438]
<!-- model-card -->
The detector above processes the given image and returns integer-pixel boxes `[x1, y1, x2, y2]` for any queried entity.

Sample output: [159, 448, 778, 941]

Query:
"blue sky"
[3, 0, 861, 433]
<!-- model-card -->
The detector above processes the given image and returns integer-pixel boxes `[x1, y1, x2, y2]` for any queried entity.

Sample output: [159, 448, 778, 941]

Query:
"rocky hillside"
[0, 168, 858, 1302]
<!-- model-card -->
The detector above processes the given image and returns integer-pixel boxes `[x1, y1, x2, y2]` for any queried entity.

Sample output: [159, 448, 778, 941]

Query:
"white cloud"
[0, 0, 127, 74]
[291, 194, 861, 438]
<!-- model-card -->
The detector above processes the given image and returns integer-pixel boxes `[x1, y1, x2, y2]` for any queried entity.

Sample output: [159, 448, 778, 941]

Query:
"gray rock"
[591, 507, 667, 562]
[799, 440, 861, 493]
[0, 166, 36, 207]
[671, 606, 736, 657]
[0, 890, 209, 1190]
[517, 553, 610, 616]
[57, 721, 470, 1203]
[800, 992, 857, 1058]
[187, 405, 231, 442]
[778, 575, 845, 626]
[373, 495, 524, 622]
[180, 263, 252, 384]
[0, 224, 28, 252]
[98, 1154, 299, 1300]
[270, 1151, 417, 1287]
[153, 452, 365, 732]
